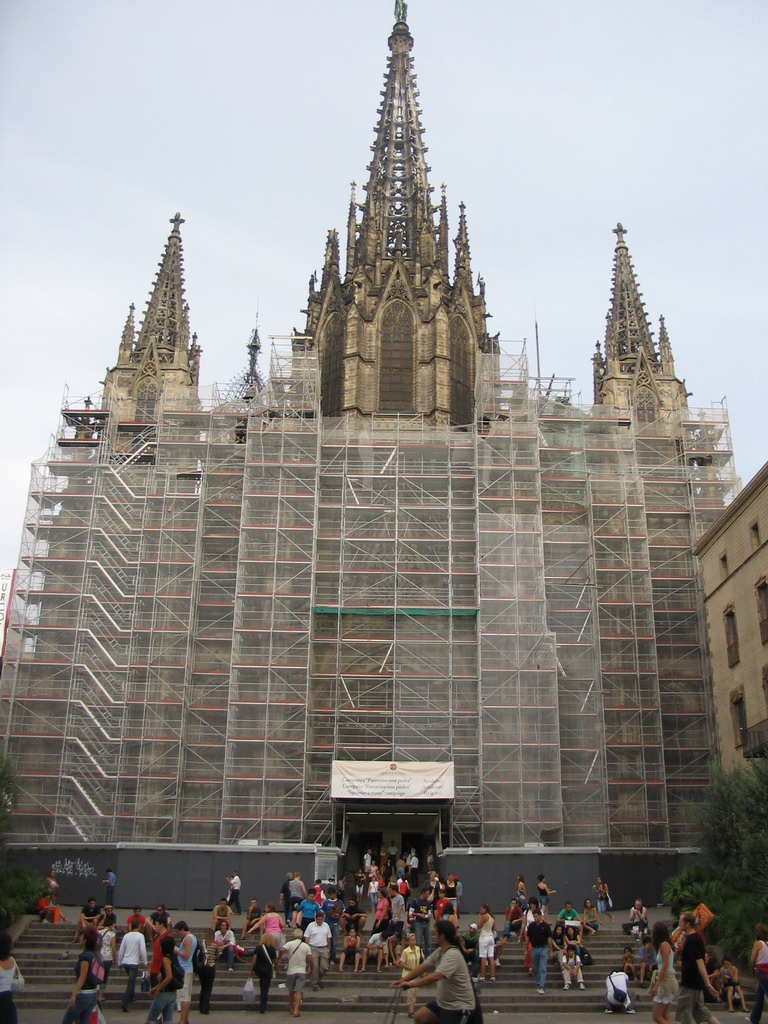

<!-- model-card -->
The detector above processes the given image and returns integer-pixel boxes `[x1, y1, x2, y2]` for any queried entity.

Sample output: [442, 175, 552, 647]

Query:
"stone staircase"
[12, 916, 676, 1014]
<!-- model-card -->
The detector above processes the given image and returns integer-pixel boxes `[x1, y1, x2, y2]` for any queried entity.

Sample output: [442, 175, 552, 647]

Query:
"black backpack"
[166, 954, 186, 991]
[192, 938, 207, 975]
[609, 976, 627, 1003]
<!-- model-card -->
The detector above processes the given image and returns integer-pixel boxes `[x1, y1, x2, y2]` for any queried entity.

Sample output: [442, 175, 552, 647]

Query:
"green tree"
[663, 759, 768, 964]
[694, 759, 768, 889]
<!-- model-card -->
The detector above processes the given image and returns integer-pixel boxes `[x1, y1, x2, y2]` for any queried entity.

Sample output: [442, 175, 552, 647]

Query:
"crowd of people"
[2, 858, 767, 1024]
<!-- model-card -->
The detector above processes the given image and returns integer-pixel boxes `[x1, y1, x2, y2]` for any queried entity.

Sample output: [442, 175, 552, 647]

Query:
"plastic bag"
[243, 976, 256, 1004]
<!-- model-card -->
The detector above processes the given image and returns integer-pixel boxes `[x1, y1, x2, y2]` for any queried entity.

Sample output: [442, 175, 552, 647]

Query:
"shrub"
[707, 891, 768, 965]
[0, 865, 46, 930]
[662, 866, 711, 917]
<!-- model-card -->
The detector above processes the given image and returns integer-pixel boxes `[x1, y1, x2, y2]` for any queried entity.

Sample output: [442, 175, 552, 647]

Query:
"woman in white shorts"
[649, 921, 678, 1024]
[477, 904, 497, 982]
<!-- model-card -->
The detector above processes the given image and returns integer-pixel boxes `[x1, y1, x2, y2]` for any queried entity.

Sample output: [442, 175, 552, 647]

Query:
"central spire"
[358, 10, 437, 266]
[304, 7, 490, 424]
[604, 222, 656, 362]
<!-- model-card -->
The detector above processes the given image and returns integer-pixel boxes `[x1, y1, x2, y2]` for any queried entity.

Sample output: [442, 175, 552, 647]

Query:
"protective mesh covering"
[0, 346, 738, 847]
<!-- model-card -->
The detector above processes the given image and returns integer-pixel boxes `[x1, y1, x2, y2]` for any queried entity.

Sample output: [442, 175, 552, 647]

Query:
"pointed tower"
[103, 213, 201, 421]
[305, 8, 490, 423]
[593, 223, 687, 418]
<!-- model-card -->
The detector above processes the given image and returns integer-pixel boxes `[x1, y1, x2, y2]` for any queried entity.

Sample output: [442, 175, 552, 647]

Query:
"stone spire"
[437, 185, 450, 280]
[133, 213, 191, 364]
[118, 303, 136, 359]
[357, 14, 436, 266]
[594, 224, 687, 415]
[454, 202, 472, 285]
[103, 214, 200, 419]
[304, 10, 489, 424]
[658, 314, 675, 376]
[603, 222, 656, 363]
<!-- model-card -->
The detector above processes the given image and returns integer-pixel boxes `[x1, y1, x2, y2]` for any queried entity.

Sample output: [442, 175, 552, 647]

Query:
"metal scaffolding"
[0, 345, 739, 848]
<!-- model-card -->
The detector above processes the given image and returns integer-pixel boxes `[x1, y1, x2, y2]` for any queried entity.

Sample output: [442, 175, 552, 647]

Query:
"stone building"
[695, 462, 768, 767]
[0, 10, 739, 893]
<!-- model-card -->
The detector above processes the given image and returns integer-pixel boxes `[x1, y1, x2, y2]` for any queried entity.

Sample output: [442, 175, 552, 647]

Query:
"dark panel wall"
[6, 846, 318, 910]
[439, 851, 600, 915]
[8, 844, 699, 914]
[439, 849, 701, 918]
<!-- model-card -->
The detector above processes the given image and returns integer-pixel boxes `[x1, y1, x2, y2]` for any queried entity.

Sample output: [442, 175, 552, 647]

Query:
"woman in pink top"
[244, 902, 285, 950]
[372, 894, 391, 935]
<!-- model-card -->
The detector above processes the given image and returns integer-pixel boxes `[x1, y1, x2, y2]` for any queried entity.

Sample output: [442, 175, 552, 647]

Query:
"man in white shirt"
[117, 918, 147, 1012]
[279, 929, 313, 1018]
[226, 872, 242, 914]
[362, 929, 389, 972]
[408, 850, 419, 888]
[606, 970, 636, 1013]
[213, 925, 237, 969]
[304, 910, 332, 990]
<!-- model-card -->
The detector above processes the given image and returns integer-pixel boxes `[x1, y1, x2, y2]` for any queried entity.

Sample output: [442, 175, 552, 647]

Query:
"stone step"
[12, 986, 645, 1014]
[17, 916, 752, 1015]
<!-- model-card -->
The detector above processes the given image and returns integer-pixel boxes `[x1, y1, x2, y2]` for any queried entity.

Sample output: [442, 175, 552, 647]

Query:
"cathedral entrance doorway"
[339, 803, 443, 886]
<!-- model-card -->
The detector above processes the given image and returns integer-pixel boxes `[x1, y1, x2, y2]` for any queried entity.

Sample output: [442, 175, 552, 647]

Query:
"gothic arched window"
[634, 387, 656, 423]
[135, 378, 157, 421]
[379, 302, 414, 412]
[450, 316, 473, 425]
[321, 313, 344, 417]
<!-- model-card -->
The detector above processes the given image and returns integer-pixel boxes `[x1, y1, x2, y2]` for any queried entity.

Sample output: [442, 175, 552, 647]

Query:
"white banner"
[331, 760, 454, 801]
[0, 570, 16, 661]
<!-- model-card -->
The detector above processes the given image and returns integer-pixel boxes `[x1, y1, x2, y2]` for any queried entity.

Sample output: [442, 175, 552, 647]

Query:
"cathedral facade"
[0, 12, 738, 864]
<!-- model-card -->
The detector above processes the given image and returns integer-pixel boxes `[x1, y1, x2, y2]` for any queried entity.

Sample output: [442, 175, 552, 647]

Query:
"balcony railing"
[741, 718, 768, 759]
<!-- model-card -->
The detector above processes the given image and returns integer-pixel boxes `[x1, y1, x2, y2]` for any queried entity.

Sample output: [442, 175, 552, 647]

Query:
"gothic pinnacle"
[119, 303, 136, 356]
[604, 221, 654, 361]
[134, 213, 190, 358]
[454, 201, 472, 283]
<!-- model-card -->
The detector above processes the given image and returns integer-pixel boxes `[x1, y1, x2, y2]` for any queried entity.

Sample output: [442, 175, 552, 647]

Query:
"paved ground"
[17, 1010, 640, 1024]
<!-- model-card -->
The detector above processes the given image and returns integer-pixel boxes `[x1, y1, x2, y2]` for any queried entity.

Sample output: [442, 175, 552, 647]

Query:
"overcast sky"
[1, 0, 766, 569]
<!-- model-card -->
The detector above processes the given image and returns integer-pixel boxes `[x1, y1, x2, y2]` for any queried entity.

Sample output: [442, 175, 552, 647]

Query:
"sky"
[0, 0, 766, 570]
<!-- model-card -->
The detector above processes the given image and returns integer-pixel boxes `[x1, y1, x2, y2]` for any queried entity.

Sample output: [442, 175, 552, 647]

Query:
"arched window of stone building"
[634, 386, 656, 423]
[379, 301, 414, 412]
[450, 316, 473, 425]
[321, 313, 344, 417]
[135, 378, 157, 421]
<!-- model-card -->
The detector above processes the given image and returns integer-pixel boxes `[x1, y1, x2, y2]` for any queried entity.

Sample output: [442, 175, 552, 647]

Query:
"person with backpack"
[606, 969, 636, 1013]
[278, 929, 313, 1018]
[392, 919, 476, 1024]
[61, 927, 103, 1024]
[144, 934, 184, 1024]
[192, 935, 215, 1016]
[174, 922, 197, 1024]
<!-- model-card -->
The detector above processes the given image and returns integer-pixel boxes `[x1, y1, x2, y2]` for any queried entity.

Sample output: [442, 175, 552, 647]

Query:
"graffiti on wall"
[51, 857, 98, 879]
